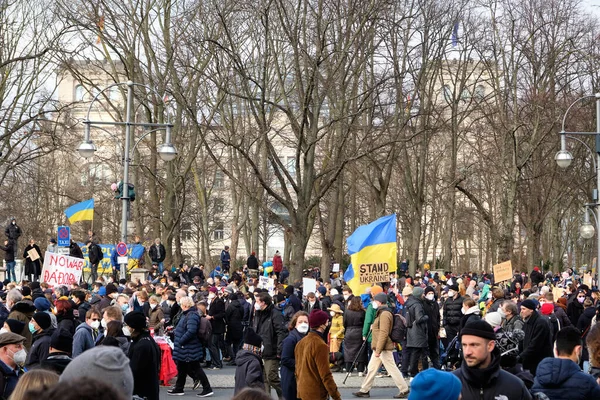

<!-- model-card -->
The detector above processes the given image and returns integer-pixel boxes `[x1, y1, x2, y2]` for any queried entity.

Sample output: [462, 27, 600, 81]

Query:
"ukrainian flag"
[64, 199, 95, 223]
[343, 214, 397, 295]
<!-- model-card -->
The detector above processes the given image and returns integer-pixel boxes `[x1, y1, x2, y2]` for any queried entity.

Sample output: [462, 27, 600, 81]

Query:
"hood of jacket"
[464, 305, 480, 316]
[235, 349, 262, 368]
[583, 306, 596, 318]
[12, 301, 36, 314]
[535, 357, 582, 387]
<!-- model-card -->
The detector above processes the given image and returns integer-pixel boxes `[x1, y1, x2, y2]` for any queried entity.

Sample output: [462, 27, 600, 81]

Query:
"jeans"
[6, 261, 16, 282]
[174, 360, 211, 391]
[263, 358, 282, 397]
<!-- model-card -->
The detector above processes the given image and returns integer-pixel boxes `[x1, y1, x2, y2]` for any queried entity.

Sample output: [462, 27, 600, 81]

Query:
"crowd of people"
[0, 232, 599, 400]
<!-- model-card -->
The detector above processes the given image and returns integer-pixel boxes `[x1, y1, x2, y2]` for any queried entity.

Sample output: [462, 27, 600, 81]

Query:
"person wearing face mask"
[342, 286, 355, 310]
[72, 308, 101, 358]
[303, 292, 321, 314]
[443, 284, 464, 344]
[0, 332, 27, 399]
[225, 293, 244, 366]
[328, 303, 344, 370]
[25, 312, 54, 368]
[148, 295, 165, 335]
[205, 286, 226, 370]
[70, 290, 91, 324]
[531, 326, 600, 399]
[124, 311, 161, 400]
[295, 310, 342, 400]
[343, 297, 368, 377]
[422, 286, 441, 369]
[518, 299, 553, 375]
[567, 289, 587, 326]
[281, 311, 309, 400]
[459, 298, 481, 332]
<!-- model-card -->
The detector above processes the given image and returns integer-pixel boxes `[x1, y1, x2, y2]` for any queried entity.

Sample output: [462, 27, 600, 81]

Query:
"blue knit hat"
[408, 369, 462, 400]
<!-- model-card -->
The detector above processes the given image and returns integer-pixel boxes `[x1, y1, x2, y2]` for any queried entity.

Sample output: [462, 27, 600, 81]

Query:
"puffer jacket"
[405, 297, 428, 348]
[453, 347, 532, 400]
[531, 357, 600, 399]
[371, 307, 395, 353]
[251, 303, 287, 359]
[173, 308, 203, 362]
[443, 295, 464, 328]
[233, 349, 264, 394]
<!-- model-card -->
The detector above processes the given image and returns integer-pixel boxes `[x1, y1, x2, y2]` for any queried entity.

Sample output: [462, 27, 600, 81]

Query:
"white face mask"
[122, 326, 131, 336]
[330, 311, 336, 317]
[309, 301, 315, 306]
[425, 294, 435, 301]
[254, 302, 262, 311]
[11, 349, 26, 366]
[343, 294, 350, 300]
[246, 299, 253, 305]
[90, 320, 100, 330]
[150, 303, 157, 310]
[208, 294, 216, 300]
[138, 301, 145, 306]
[297, 323, 309, 334]
[0, 328, 7, 335]
[448, 291, 456, 298]
[372, 302, 379, 309]
[101, 319, 108, 329]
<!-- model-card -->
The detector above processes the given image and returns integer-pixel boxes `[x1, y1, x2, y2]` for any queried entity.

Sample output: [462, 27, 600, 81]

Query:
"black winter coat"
[530, 270, 544, 287]
[234, 349, 264, 394]
[519, 311, 553, 375]
[453, 348, 532, 400]
[23, 244, 43, 275]
[5, 223, 21, 241]
[40, 352, 71, 375]
[0, 242, 15, 262]
[567, 299, 584, 326]
[128, 331, 161, 400]
[443, 295, 464, 327]
[69, 242, 83, 259]
[422, 298, 440, 342]
[405, 296, 428, 348]
[246, 255, 259, 270]
[252, 303, 287, 359]
[208, 297, 226, 334]
[532, 357, 600, 400]
[281, 328, 306, 400]
[26, 328, 55, 368]
[226, 299, 244, 342]
[148, 244, 166, 263]
[343, 308, 367, 364]
[554, 304, 571, 328]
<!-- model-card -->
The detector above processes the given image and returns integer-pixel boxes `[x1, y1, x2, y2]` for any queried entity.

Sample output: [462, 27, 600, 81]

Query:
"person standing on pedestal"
[5, 219, 21, 255]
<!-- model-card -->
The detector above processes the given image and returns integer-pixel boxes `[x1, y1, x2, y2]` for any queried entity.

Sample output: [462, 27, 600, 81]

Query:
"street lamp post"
[556, 93, 600, 288]
[77, 81, 177, 280]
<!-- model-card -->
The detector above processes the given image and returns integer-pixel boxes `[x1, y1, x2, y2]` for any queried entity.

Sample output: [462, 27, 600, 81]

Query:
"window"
[181, 222, 193, 241]
[74, 84, 85, 101]
[213, 197, 225, 214]
[214, 170, 224, 188]
[213, 221, 224, 240]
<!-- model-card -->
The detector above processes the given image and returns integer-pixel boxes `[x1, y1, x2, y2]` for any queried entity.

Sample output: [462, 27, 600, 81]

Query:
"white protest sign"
[258, 276, 270, 289]
[303, 278, 317, 296]
[267, 278, 276, 296]
[332, 263, 340, 272]
[41, 251, 84, 286]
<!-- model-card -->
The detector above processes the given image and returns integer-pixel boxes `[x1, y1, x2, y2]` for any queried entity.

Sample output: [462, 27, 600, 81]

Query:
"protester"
[422, 286, 441, 369]
[7, 291, 35, 350]
[252, 292, 287, 398]
[40, 328, 73, 375]
[443, 284, 463, 343]
[23, 239, 43, 282]
[206, 286, 226, 370]
[72, 308, 100, 357]
[234, 328, 265, 394]
[343, 297, 368, 376]
[295, 310, 342, 400]
[281, 311, 309, 400]
[9, 369, 59, 400]
[408, 368, 462, 400]
[405, 286, 428, 378]
[225, 292, 244, 365]
[0, 332, 26, 399]
[453, 320, 532, 399]
[518, 299, 553, 375]
[124, 311, 161, 400]
[587, 324, 600, 384]
[25, 312, 54, 368]
[353, 292, 410, 398]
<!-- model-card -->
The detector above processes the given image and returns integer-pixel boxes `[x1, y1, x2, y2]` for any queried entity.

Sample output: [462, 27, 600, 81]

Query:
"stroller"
[440, 336, 462, 371]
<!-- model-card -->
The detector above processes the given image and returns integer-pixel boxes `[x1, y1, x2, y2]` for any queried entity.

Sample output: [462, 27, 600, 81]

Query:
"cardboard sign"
[493, 260, 513, 283]
[303, 278, 317, 296]
[553, 287, 565, 301]
[332, 263, 340, 272]
[584, 272, 593, 288]
[358, 263, 392, 285]
[27, 248, 40, 261]
[41, 251, 84, 286]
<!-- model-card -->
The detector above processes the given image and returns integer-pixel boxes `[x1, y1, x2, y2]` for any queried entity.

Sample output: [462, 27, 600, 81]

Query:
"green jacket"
[362, 303, 377, 342]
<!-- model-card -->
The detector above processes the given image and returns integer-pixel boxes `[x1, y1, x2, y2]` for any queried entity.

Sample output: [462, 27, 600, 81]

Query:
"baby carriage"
[440, 336, 462, 371]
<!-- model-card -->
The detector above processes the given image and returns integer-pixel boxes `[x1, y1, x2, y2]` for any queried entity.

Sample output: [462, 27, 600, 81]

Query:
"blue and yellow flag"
[64, 199, 94, 223]
[343, 214, 397, 295]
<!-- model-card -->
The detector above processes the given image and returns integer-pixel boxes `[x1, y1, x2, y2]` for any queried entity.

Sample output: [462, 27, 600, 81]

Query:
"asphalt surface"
[158, 365, 406, 399]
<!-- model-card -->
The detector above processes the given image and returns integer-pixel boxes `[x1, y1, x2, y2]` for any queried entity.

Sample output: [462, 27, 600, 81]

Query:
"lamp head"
[580, 222, 595, 239]
[555, 149, 573, 169]
[158, 143, 177, 161]
[77, 141, 96, 159]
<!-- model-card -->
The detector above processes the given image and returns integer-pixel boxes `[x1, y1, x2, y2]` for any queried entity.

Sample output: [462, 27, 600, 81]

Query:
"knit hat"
[32, 312, 52, 330]
[33, 297, 51, 311]
[21, 287, 31, 297]
[285, 286, 295, 295]
[449, 284, 459, 292]
[209, 286, 218, 293]
[5, 319, 25, 334]
[424, 286, 435, 295]
[124, 311, 147, 331]
[540, 303, 554, 316]
[243, 328, 263, 348]
[484, 312, 503, 328]
[317, 286, 327, 296]
[60, 346, 134, 398]
[460, 319, 496, 341]
[408, 369, 462, 400]
[402, 285, 413, 297]
[373, 293, 388, 304]
[370, 285, 383, 296]
[97, 286, 106, 296]
[521, 299, 538, 311]
[308, 309, 329, 328]
[105, 283, 118, 296]
[413, 287, 424, 298]
[478, 282, 485, 289]
[50, 328, 73, 353]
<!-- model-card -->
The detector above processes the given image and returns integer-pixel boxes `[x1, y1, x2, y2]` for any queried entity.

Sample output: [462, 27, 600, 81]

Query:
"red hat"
[209, 286, 218, 293]
[534, 267, 540, 272]
[308, 310, 329, 328]
[540, 303, 554, 315]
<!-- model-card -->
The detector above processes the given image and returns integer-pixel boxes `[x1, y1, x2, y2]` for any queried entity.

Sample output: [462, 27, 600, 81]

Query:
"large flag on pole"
[64, 199, 95, 223]
[343, 214, 397, 295]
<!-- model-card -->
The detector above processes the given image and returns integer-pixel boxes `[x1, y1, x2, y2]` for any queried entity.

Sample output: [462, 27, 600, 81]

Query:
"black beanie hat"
[424, 286, 435, 295]
[50, 328, 73, 353]
[460, 319, 496, 341]
[21, 287, 31, 297]
[244, 328, 263, 348]
[5, 319, 25, 334]
[124, 311, 147, 331]
[32, 312, 52, 330]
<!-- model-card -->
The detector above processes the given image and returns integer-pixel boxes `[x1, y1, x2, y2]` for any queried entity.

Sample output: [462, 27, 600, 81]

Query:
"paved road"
[158, 365, 405, 399]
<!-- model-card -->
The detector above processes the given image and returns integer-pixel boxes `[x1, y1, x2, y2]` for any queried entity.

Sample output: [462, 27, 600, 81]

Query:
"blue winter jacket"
[173, 308, 203, 362]
[531, 357, 600, 400]
[281, 328, 306, 400]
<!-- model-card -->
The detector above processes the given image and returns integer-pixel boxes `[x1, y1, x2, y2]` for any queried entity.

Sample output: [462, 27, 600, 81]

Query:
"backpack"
[197, 313, 213, 345]
[390, 313, 408, 343]
[544, 314, 560, 343]
[95, 244, 104, 261]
